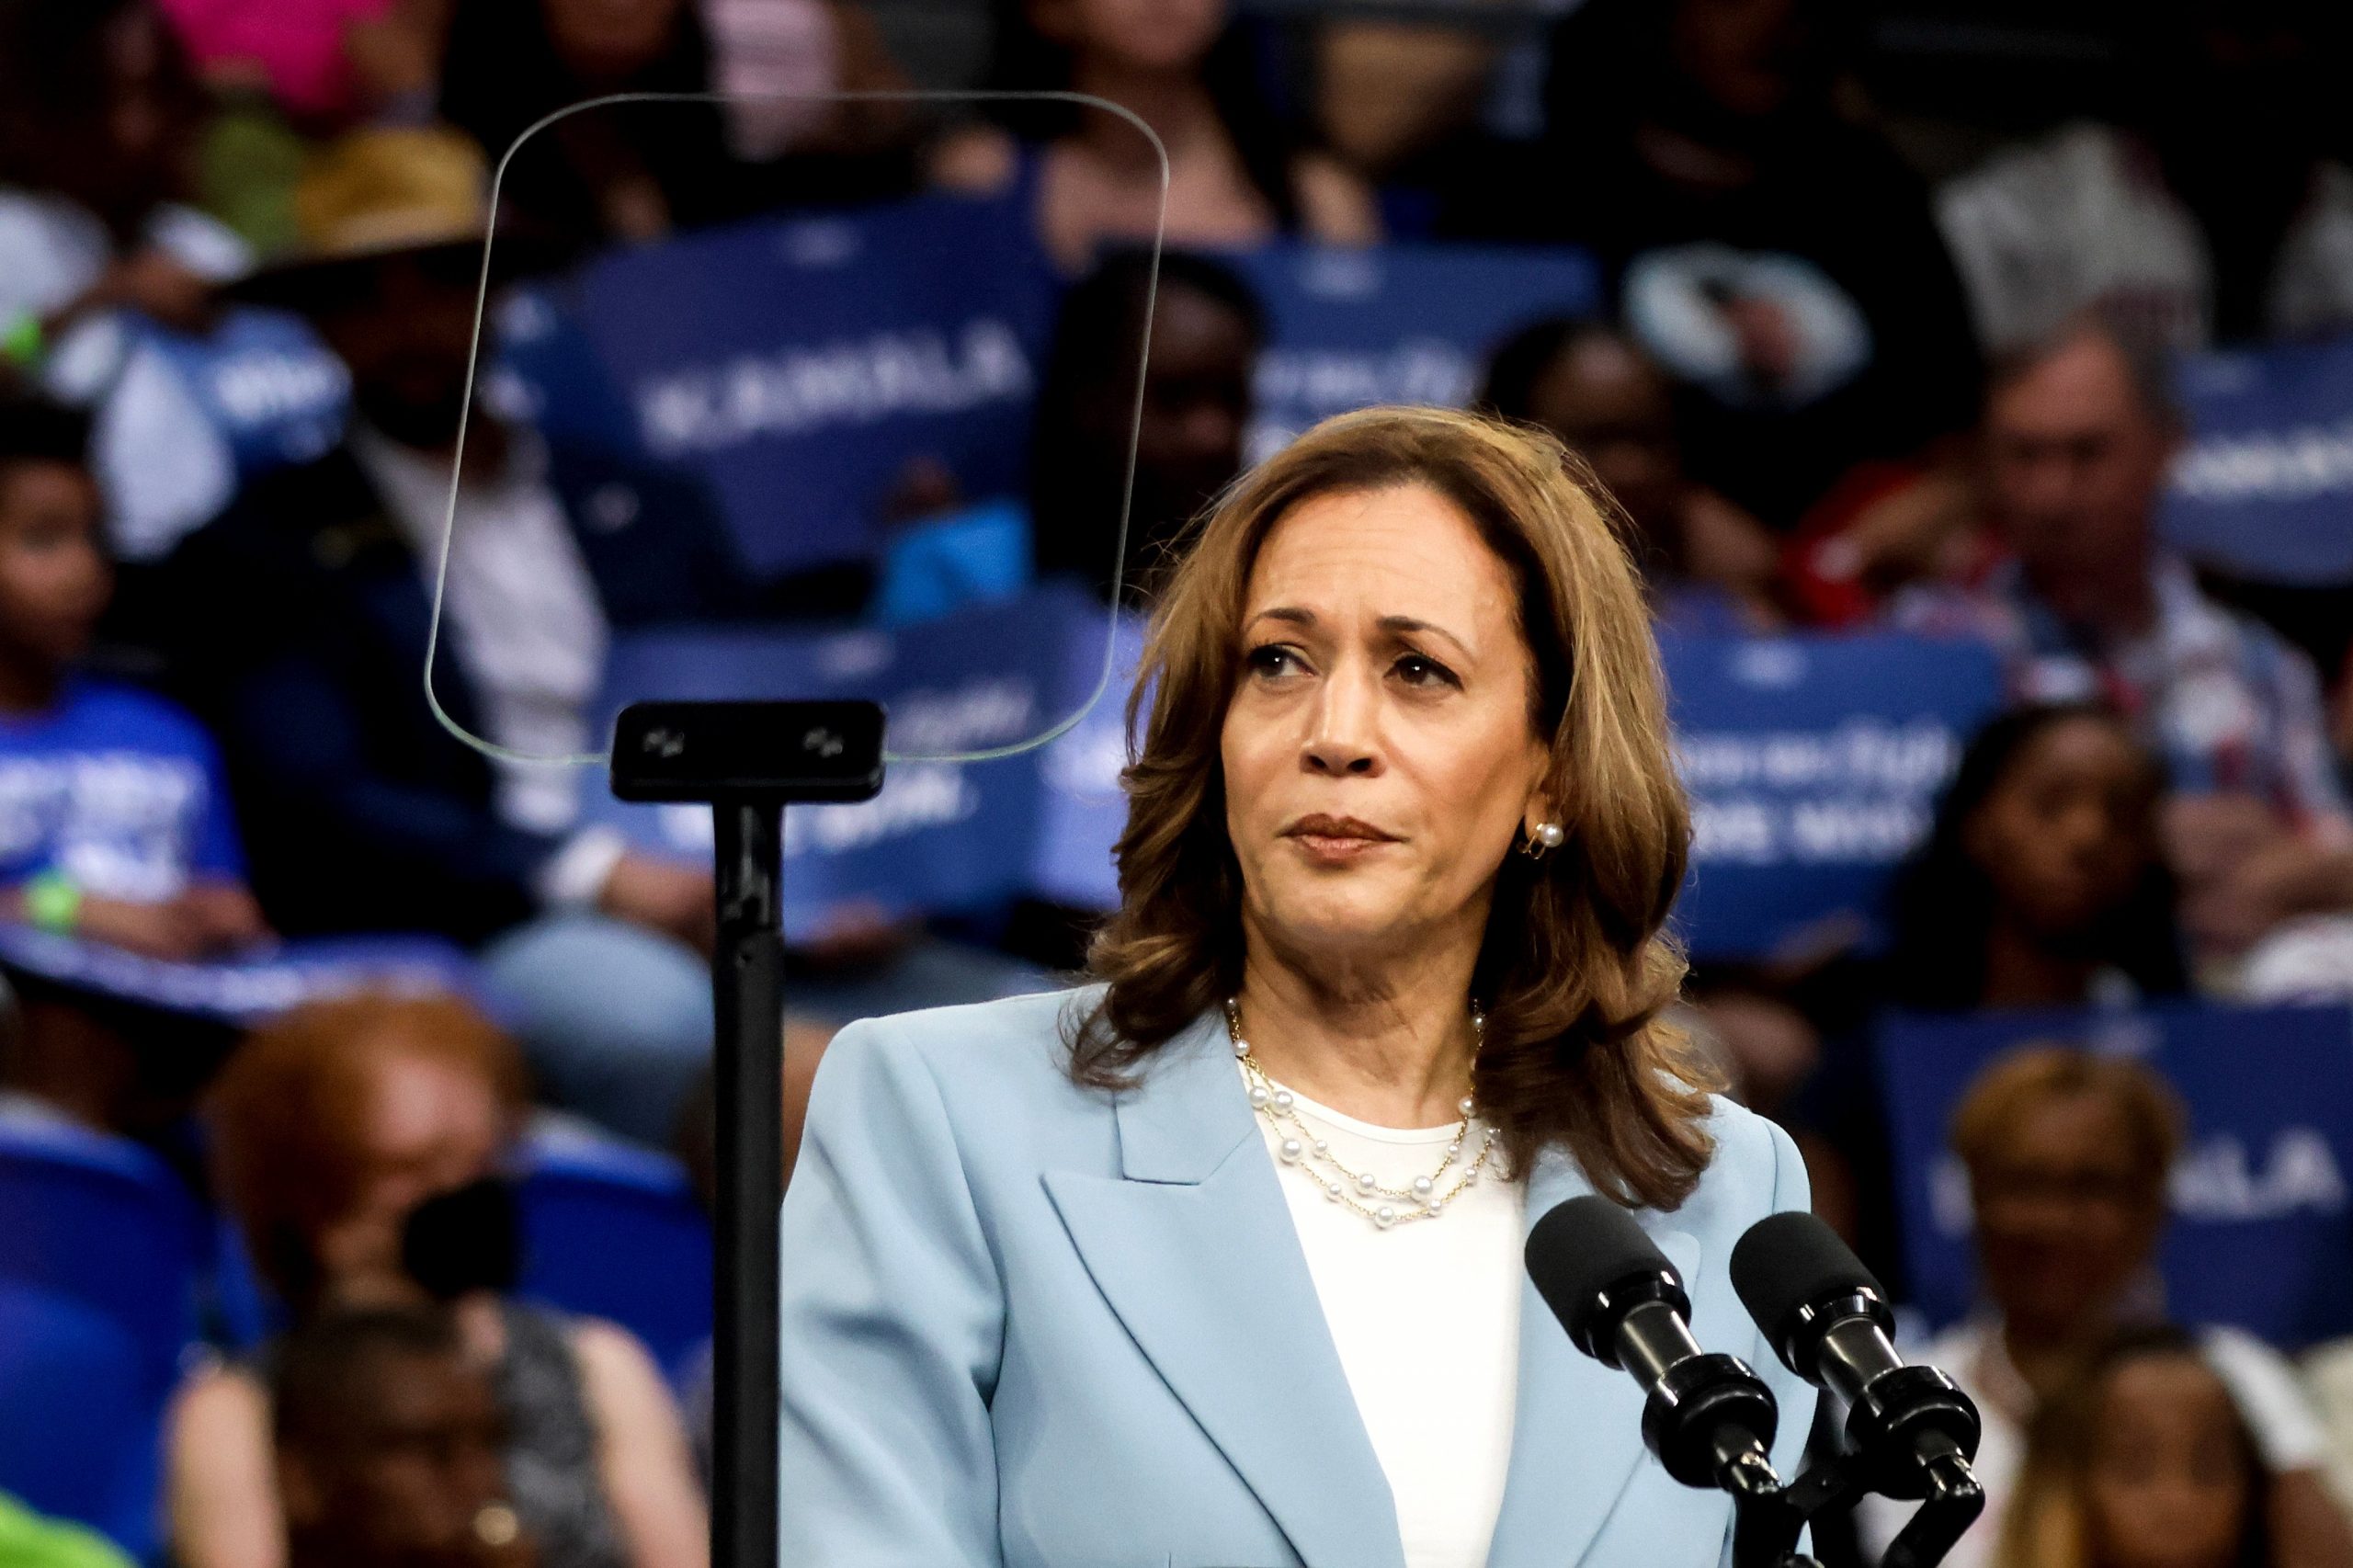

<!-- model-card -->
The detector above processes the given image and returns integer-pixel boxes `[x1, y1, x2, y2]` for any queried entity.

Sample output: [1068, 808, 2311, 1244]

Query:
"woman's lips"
[1283, 815, 1399, 863]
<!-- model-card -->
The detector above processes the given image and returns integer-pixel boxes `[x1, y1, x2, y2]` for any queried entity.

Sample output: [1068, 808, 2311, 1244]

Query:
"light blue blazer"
[779, 988, 1816, 1568]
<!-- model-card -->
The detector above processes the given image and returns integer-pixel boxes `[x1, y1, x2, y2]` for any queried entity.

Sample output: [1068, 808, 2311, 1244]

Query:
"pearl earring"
[1521, 821, 1565, 859]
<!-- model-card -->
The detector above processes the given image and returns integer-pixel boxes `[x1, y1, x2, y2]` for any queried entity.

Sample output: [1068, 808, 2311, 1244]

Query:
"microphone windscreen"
[1525, 1195, 1677, 1348]
[1729, 1210, 1883, 1335]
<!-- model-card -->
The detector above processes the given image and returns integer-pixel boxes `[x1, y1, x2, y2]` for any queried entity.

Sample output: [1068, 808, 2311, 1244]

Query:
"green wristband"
[0, 310, 40, 371]
[24, 870, 81, 934]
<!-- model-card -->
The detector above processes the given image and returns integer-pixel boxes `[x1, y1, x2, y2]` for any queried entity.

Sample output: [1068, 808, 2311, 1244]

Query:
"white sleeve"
[2203, 1326, 2331, 1471]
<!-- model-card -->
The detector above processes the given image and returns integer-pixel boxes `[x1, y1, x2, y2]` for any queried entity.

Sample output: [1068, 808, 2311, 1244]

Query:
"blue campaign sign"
[2165, 333, 2353, 585]
[1226, 242, 1603, 459]
[582, 585, 1117, 931]
[140, 306, 348, 480]
[0, 929, 474, 1026]
[1879, 1003, 2353, 1349]
[562, 192, 1061, 578]
[1661, 631, 2006, 961]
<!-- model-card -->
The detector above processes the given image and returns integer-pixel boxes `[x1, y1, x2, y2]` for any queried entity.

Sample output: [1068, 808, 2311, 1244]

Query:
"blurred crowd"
[1, 0, 2352, 1565]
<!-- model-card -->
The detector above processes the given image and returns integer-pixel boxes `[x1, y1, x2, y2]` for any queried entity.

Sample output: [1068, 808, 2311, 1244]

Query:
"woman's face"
[1972, 1091, 2161, 1340]
[540, 0, 688, 82]
[2085, 1354, 2253, 1568]
[1965, 716, 2157, 943]
[1040, 0, 1227, 74]
[1221, 483, 1552, 973]
[314, 1051, 506, 1299]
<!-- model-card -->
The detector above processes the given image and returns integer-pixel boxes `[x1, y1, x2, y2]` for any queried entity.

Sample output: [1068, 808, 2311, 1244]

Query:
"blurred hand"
[2181, 838, 2353, 957]
[182, 883, 272, 950]
[792, 898, 914, 970]
[97, 249, 216, 333]
[72, 894, 217, 961]
[2161, 792, 2289, 890]
[597, 853, 715, 952]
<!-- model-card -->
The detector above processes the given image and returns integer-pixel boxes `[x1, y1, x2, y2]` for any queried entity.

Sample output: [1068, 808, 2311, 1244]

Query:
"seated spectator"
[0, 0, 265, 562]
[1887, 703, 2188, 1013]
[1440, 0, 1981, 531]
[1030, 249, 1261, 607]
[1481, 318, 1781, 631]
[272, 1307, 532, 1568]
[156, 128, 741, 1146]
[1856, 1046, 2349, 1568]
[170, 992, 705, 1568]
[0, 397, 272, 1134]
[933, 0, 1379, 272]
[438, 0, 915, 252]
[155, 0, 446, 130]
[1995, 1326, 2276, 1568]
[1892, 310, 2353, 969]
[1938, 0, 2353, 354]
[874, 247, 1262, 623]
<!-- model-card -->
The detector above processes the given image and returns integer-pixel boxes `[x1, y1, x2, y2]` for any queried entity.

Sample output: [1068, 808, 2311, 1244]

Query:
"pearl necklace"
[1224, 997, 1502, 1231]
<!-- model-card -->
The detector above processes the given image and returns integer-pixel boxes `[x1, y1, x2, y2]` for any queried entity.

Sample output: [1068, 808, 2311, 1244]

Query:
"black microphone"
[1729, 1212, 1981, 1503]
[1526, 1196, 1782, 1496]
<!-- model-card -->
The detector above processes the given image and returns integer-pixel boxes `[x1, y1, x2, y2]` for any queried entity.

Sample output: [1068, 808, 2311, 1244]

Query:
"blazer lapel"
[1483, 1154, 1699, 1568]
[1042, 1014, 1406, 1568]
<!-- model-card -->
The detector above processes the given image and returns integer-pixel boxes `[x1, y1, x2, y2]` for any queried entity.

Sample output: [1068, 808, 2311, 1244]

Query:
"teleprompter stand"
[610, 699, 888, 1568]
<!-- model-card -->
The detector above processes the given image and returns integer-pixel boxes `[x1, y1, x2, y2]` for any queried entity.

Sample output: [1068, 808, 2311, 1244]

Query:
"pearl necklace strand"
[1225, 997, 1501, 1231]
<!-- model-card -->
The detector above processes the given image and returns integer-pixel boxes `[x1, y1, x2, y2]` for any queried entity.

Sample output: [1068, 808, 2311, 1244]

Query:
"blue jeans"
[481, 913, 712, 1148]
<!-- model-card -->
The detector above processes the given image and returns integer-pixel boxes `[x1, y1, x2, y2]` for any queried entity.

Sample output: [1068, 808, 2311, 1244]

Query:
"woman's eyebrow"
[1246, 606, 1317, 631]
[1379, 614, 1472, 659]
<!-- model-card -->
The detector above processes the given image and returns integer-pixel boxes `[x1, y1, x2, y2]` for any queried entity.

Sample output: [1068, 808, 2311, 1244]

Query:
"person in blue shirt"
[0, 395, 270, 1131]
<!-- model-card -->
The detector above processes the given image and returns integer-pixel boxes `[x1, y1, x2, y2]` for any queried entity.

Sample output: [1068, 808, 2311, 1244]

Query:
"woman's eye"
[1246, 644, 1302, 677]
[1395, 653, 1459, 688]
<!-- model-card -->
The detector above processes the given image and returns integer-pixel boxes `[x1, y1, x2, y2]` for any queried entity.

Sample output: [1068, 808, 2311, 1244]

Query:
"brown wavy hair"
[1069, 404, 1717, 1210]
[207, 991, 530, 1309]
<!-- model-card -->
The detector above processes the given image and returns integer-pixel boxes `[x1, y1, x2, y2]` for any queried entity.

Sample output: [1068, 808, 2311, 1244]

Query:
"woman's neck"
[1978, 918, 2099, 1010]
[1067, 55, 1225, 172]
[1233, 932, 1484, 1130]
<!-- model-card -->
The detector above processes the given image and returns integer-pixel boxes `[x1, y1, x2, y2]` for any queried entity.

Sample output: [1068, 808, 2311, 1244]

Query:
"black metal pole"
[711, 796, 784, 1568]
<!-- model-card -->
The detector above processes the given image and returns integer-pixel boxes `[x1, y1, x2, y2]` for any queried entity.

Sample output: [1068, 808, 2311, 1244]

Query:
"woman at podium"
[779, 406, 1813, 1568]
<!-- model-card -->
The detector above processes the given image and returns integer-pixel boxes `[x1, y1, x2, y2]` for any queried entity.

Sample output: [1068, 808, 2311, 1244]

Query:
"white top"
[1248, 1069, 1525, 1568]
[1936, 121, 2353, 352]
[352, 425, 623, 907]
[1857, 1315, 2329, 1568]
[0, 191, 252, 560]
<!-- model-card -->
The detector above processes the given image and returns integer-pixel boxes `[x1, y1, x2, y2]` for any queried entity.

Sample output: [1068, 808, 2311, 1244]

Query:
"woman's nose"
[1302, 672, 1382, 776]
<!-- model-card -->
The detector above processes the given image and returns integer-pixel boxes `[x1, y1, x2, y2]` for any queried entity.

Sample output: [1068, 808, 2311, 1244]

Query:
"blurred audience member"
[1030, 249, 1261, 606]
[1445, 0, 1980, 531]
[1483, 317, 1781, 630]
[155, 0, 449, 128]
[1857, 1047, 2347, 1568]
[438, 0, 912, 251]
[170, 993, 705, 1568]
[1893, 312, 2353, 967]
[272, 1307, 534, 1568]
[1793, 704, 2184, 1294]
[0, 396, 270, 1133]
[1939, 0, 2353, 354]
[934, 0, 1378, 272]
[158, 129, 743, 1145]
[1887, 704, 2187, 1013]
[1995, 1326, 2276, 1568]
[0, 0, 265, 562]
[1313, 17, 1498, 199]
